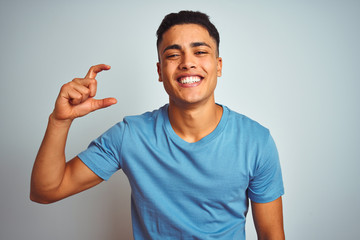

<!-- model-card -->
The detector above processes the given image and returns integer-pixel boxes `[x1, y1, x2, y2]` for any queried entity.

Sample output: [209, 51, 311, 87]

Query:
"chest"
[122, 136, 252, 205]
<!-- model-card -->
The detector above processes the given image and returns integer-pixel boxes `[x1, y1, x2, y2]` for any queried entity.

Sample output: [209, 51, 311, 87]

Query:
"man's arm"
[30, 64, 117, 204]
[251, 197, 285, 240]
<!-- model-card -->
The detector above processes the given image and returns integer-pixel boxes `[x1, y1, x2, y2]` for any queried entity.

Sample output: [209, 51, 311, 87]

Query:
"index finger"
[85, 64, 111, 79]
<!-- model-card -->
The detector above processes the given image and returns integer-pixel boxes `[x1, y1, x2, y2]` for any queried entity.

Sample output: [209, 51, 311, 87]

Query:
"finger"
[85, 64, 111, 79]
[72, 78, 97, 97]
[71, 83, 92, 101]
[72, 97, 117, 118]
[66, 88, 84, 105]
[88, 79, 97, 97]
[61, 83, 90, 105]
[90, 97, 117, 112]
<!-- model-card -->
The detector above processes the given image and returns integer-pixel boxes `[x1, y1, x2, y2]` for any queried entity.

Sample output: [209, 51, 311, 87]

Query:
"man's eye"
[166, 54, 179, 59]
[195, 51, 207, 55]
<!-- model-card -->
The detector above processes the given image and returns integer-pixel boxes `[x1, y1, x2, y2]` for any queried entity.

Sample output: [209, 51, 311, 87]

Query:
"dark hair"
[156, 10, 220, 55]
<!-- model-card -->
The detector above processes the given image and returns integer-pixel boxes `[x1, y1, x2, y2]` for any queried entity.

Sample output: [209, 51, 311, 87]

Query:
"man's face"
[157, 24, 222, 107]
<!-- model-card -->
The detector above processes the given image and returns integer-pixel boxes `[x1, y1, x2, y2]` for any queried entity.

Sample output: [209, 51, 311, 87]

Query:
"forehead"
[159, 24, 215, 48]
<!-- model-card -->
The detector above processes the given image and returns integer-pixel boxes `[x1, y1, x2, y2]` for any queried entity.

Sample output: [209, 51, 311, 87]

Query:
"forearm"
[30, 114, 73, 203]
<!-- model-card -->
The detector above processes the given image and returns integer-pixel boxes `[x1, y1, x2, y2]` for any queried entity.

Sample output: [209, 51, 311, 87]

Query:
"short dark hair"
[156, 10, 220, 56]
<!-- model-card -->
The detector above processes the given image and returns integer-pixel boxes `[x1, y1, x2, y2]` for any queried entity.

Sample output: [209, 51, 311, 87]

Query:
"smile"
[177, 76, 202, 84]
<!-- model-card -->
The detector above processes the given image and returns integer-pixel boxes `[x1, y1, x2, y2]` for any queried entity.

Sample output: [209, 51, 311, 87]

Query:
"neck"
[168, 100, 223, 143]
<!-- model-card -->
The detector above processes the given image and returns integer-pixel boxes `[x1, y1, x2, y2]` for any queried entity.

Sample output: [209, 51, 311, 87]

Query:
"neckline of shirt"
[162, 103, 229, 148]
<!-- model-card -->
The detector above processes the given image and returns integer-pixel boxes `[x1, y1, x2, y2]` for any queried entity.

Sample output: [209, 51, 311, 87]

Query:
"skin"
[252, 197, 285, 240]
[30, 23, 284, 239]
[30, 65, 114, 203]
[157, 24, 223, 142]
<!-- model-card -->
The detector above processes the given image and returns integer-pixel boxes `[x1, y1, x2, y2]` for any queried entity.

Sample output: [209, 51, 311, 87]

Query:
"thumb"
[90, 97, 117, 111]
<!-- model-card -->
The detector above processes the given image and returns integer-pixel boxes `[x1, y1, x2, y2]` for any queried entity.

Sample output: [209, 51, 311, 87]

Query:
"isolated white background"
[0, 0, 359, 239]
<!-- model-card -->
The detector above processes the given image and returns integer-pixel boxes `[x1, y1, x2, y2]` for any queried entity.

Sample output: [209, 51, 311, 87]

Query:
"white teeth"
[179, 76, 201, 84]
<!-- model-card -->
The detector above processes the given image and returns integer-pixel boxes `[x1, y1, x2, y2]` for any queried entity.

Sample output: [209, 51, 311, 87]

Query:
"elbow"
[29, 193, 51, 204]
[29, 188, 57, 204]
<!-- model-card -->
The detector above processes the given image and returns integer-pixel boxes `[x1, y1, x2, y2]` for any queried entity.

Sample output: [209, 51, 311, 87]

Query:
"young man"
[31, 11, 285, 239]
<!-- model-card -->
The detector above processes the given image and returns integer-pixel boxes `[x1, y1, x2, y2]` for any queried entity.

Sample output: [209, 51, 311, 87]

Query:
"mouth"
[177, 76, 203, 84]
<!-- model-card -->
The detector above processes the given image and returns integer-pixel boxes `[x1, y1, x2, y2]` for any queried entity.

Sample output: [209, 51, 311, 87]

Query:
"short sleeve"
[78, 122, 125, 181]
[247, 134, 284, 203]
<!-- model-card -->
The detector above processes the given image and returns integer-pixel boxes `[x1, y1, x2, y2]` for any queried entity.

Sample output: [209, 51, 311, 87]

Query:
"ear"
[157, 62, 162, 82]
[217, 57, 223, 77]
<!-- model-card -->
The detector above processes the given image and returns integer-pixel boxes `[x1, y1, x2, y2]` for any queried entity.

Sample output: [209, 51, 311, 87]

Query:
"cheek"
[201, 60, 218, 75]
[162, 63, 178, 78]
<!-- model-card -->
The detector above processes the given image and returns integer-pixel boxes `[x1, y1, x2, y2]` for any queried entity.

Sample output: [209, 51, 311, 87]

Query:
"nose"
[179, 53, 196, 70]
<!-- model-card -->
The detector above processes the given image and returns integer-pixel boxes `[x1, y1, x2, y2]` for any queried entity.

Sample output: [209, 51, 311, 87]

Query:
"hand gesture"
[52, 64, 117, 121]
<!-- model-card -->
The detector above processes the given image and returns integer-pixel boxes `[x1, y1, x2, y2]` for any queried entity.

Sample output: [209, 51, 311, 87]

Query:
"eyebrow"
[162, 42, 211, 54]
[191, 42, 211, 48]
[163, 44, 181, 54]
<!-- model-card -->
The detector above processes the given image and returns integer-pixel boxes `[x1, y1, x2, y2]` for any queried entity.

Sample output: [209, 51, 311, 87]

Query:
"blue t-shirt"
[78, 104, 284, 239]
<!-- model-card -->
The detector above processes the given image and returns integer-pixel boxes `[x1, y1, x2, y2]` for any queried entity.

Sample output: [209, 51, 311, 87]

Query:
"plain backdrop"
[1, 0, 359, 239]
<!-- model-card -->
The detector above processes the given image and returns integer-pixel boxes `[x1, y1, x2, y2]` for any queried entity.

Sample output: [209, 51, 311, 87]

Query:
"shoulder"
[224, 105, 270, 140]
[93, 105, 167, 148]
[97, 105, 166, 137]
[123, 104, 167, 126]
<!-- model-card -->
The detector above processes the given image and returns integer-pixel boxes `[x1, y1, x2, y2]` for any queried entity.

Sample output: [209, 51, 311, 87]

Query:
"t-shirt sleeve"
[247, 133, 284, 203]
[77, 122, 125, 181]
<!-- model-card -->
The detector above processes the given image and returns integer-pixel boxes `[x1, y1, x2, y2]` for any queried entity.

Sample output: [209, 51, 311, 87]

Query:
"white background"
[0, 0, 359, 239]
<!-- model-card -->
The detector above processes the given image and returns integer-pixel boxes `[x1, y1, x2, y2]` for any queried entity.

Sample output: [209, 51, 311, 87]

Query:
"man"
[31, 11, 285, 239]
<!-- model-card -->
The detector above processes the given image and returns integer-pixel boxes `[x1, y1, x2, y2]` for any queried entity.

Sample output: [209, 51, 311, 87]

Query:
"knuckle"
[72, 95, 82, 104]
[61, 83, 70, 91]
[68, 81, 76, 87]
[72, 91, 81, 99]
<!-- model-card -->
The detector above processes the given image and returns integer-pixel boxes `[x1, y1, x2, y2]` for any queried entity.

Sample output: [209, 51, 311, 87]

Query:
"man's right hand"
[52, 64, 117, 122]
